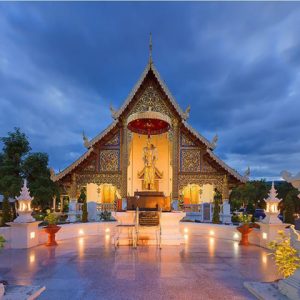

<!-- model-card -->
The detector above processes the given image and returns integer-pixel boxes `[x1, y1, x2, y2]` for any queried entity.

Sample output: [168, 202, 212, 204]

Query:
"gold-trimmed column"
[121, 119, 128, 198]
[67, 173, 78, 222]
[222, 175, 229, 203]
[172, 119, 179, 200]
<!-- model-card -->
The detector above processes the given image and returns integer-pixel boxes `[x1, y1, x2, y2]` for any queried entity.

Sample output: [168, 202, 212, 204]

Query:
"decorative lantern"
[262, 182, 282, 224]
[14, 179, 35, 223]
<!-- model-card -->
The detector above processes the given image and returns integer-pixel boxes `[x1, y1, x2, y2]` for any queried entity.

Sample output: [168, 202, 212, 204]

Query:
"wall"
[0, 221, 291, 249]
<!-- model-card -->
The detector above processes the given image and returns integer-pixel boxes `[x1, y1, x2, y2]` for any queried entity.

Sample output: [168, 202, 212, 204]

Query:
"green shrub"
[231, 214, 240, 223]
[100, 211, 112, 221]
[81, 199, 88, 223]
[1, 196, 12, 226]
[269, 230, 300, 278]
[212, 198, 220, 224]
[239, 213, 252, 225]
[44, 212, 58, 225]
[0, 235, 5, 249]
[284, 192, 295, 224]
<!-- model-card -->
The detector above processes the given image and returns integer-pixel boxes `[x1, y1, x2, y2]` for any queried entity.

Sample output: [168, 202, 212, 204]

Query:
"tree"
[81, 198, 88, 223]
[230, 180, 269, 211]
[0, 128, 31, 198]
[1, 196, 12, 226]
[284, 191, 296, 224]
[212, 189, 221, 224]
[77, 188, 86, 204]
[22, 153, 58, 210]
[277, 182, 300, 214]
[79, 189, 88, 222]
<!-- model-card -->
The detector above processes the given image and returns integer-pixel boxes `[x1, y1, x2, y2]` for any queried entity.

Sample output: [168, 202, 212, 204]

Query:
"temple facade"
[52, 58, 247, 211]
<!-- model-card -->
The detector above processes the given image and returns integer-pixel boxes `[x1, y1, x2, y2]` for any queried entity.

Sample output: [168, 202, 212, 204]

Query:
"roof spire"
[149, 32, 153, 65]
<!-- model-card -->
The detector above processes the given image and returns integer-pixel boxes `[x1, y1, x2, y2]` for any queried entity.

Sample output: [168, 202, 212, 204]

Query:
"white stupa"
[14, 179, 35, 223]
[262, 182, 282, 224]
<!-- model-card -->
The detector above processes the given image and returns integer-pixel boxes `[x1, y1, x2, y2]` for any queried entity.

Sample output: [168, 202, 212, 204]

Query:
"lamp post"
[7, 179, 41, 248]
[262, 182, 282, 225]
[14, 179, 35, 223]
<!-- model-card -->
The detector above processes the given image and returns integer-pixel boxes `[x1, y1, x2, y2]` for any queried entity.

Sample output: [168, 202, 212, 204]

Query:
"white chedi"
[14, 179, 35, 223]
[262, 182, 282, 224]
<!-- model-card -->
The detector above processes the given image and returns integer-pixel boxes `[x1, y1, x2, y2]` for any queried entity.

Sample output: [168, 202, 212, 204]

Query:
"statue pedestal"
[257, 222, 288, 249]
[7, 221, 41, 249]
[87, 201, 98, 221]
[278, 269, 300, 300]
[67, 199, 78, 223]
[220, 200, 232, 224]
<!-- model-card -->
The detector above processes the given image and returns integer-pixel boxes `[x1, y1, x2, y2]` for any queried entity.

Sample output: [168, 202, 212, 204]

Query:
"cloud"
[0, 2, 300, 180]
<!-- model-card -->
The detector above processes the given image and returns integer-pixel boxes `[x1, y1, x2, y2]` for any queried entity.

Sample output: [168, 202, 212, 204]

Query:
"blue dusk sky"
[0, 2, 300, 180]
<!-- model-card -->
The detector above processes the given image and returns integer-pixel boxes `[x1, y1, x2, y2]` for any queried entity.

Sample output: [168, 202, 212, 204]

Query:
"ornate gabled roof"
[182, 121, 213, 149]
[114, 61, 186, 120]
[52, 59, 245, 184]
[206, 149, 247, 183]
[52, 147, 94, 182]
[87, 120, 119, 148]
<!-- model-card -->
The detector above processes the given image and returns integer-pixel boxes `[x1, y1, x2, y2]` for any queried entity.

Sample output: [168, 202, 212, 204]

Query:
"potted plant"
[43, 212, 61, 246]
[236, 214, 253, 246]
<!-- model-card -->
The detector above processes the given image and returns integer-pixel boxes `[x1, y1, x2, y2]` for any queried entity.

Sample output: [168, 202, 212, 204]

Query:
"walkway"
[0, 234, 280, 300]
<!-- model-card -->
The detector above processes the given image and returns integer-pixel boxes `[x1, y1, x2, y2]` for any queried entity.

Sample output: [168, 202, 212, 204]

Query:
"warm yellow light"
[79, 229, 84, 235]
[262, 232, 267, 240]
[105, 228, 110, 233]
[78, 237, 84, 245]
[233, 233, 239, 240]
[262, 254, 267, 264]
[209, 237, 215, 256]
[209, 230, 215, 236]
[105, 234, 110, 240]
[30, 232, 35, 239]
[184, 234, 188, 240]
[29, 254, 35, 263]
[184, 228, 188, 233]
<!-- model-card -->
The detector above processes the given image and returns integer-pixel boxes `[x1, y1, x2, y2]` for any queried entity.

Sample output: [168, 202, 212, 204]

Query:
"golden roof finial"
[149, 32, 153, 64]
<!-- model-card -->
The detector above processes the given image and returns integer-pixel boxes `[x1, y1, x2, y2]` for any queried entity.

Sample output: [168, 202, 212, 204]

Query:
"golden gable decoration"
[180, 149, 201, 172]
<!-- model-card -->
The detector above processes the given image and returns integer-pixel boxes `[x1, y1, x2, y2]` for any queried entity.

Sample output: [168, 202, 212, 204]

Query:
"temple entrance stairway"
[114, 211, 185, 246]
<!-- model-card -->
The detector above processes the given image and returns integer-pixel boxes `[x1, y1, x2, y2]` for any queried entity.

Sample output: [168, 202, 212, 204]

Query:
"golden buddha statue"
[142, 138, 157, 190]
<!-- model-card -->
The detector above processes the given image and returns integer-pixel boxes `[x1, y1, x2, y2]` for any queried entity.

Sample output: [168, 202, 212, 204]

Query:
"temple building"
[52, 50, 247, 215]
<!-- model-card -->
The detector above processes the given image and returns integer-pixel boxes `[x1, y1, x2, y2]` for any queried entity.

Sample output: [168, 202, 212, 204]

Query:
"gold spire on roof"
[149, 32, 153, 64]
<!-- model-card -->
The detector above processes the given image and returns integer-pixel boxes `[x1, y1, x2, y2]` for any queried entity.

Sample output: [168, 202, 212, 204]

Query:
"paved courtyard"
[0, 234, 280, 300]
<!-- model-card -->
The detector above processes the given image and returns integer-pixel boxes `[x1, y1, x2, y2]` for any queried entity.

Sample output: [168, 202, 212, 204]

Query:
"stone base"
[244, 281, 288, 300]
[278, 269, 300, 300]
[66, 212, 77, 223]
[7, 221, 41, 249]
[257, 222, 289, 249]
[185, 212, 202, 222]
[115, 211, 185, 246]
[3, 285, 45, 300]
[219, 213, 232, 224]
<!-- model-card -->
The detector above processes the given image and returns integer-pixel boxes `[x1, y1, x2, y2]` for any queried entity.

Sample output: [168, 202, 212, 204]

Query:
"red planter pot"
[44, 225, 61, 246]
[237, 224, 253, 246]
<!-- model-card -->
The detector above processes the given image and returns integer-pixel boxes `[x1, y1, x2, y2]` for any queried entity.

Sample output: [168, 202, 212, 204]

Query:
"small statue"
[82, 131, 90, 149]
[211, 134, 218, 149]
[110, 104, 118, 120]
[183, 105, 191, 121]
